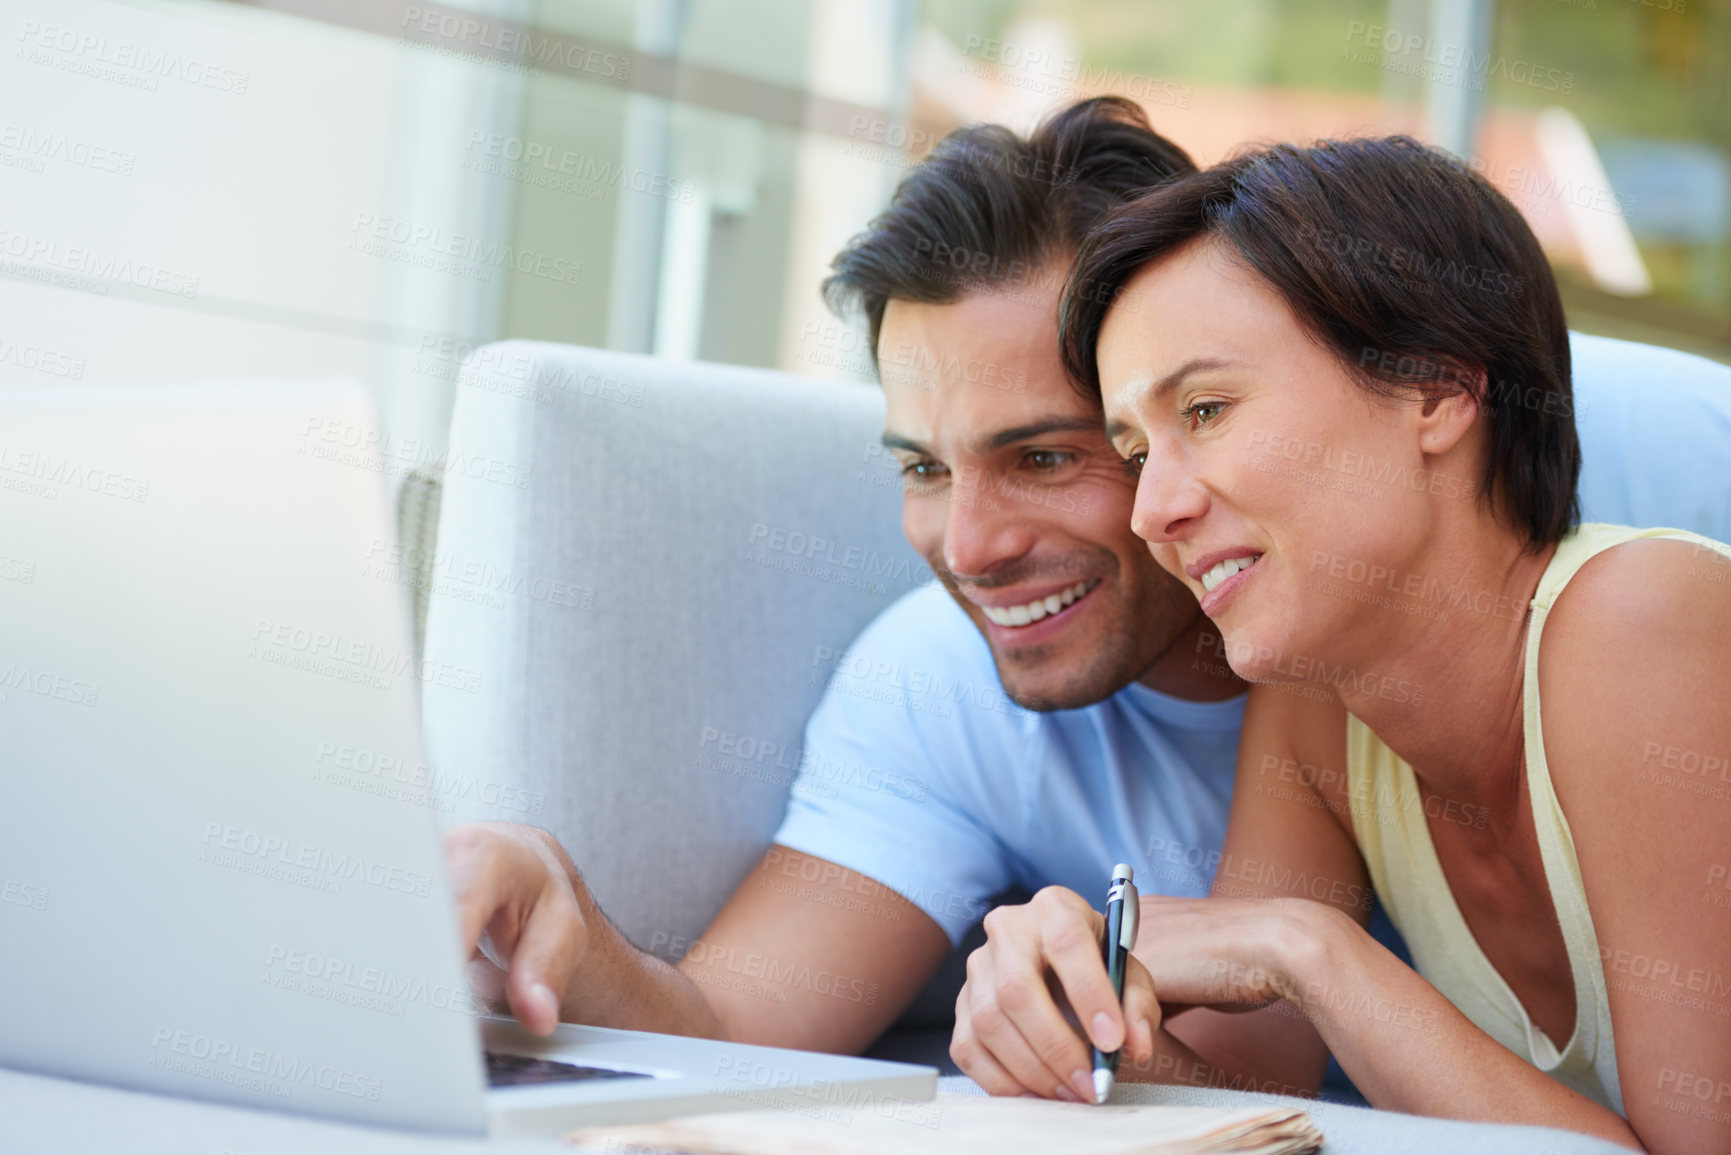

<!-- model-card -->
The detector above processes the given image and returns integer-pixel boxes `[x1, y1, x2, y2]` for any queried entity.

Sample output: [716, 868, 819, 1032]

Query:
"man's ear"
[1413, 357, 1484, 458]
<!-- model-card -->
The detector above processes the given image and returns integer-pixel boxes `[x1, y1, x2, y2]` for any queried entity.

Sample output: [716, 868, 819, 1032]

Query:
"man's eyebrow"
[881, 416, 1107, 458]
[978, 416, 1105, 453]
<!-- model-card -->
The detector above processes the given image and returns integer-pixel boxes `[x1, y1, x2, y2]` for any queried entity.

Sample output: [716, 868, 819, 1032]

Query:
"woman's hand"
[951, 886, 1160, 1101]
[1129, 895, 1332, 1015]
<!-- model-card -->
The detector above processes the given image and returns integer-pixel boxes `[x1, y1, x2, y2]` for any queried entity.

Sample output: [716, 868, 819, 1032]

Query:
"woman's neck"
[1326, 515, 1559, 815]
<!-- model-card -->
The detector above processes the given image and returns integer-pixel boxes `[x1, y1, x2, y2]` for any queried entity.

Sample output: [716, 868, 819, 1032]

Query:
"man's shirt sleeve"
[772, 586, 1026, 946]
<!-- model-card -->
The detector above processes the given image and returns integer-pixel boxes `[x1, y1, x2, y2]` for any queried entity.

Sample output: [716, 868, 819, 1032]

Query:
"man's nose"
[942, 472, 1037, 578]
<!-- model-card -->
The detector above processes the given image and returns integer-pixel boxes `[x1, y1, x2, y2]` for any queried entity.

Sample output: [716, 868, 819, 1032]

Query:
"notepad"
[565, 1092, 1324, 1155]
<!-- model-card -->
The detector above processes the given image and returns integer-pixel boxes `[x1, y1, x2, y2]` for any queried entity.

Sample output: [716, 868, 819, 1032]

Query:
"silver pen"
[1090, 863, 1139, 1104]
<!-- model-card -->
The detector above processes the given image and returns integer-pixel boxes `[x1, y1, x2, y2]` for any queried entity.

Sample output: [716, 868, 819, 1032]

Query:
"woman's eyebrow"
[1119, 356, 1237, 412]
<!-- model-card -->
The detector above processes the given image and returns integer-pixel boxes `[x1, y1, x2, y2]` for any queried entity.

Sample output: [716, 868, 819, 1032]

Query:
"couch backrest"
[421, 343, 926, 953]
[1570, 332, 1731, 538]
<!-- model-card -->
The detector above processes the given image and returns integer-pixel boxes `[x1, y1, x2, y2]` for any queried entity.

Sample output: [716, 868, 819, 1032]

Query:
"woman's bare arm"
[1537, 537, 1731, 1155]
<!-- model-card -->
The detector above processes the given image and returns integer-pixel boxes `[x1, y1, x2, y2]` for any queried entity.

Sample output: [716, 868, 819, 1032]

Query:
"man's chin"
[993, 653, 1131, 713]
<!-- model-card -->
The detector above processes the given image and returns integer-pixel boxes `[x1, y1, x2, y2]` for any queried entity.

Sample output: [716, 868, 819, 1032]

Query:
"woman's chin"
[1215, 619, 1314, 685]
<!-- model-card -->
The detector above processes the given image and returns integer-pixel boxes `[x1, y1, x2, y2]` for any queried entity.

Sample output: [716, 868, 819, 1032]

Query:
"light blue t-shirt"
[773, 332, 1731, 947]
[774, 582, 1244, 946]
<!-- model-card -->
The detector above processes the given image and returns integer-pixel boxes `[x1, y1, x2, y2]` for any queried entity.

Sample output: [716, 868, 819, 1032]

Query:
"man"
[444, 102, 1244, 1099]
[440, 97, 1730, 1103]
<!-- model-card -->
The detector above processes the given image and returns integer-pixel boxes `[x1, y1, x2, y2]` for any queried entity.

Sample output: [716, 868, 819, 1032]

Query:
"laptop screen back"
[0, 384, 487, 1133]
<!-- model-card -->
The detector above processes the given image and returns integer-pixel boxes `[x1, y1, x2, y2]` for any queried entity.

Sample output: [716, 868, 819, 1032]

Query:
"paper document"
[566, 1091, 1323, 1154]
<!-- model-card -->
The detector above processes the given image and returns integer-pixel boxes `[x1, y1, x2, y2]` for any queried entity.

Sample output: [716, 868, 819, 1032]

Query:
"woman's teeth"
[1200, 555, 1261, 593]
[981, 580, 1096, 627]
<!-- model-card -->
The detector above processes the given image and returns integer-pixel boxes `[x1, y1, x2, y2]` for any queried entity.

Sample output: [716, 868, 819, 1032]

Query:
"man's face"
[877, 268, 1205, 711]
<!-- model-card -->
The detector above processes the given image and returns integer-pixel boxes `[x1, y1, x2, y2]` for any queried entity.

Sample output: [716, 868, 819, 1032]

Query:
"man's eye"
[1121, 452, 1146, 479]
[901, 460, 945, 481]
[1024, 449, 1073, 470]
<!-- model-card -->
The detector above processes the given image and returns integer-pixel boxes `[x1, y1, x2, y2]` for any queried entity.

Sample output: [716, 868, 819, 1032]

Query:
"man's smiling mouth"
[978, 580, 1099, 627]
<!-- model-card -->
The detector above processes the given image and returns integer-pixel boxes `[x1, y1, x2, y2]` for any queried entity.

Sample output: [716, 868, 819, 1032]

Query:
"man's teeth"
[1200, 555, 1261, 594]
[981, 580, 1094, 627]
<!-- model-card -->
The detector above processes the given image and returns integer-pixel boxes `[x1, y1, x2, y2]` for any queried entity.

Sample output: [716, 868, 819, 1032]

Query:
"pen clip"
[1118, 879, 1139, 952]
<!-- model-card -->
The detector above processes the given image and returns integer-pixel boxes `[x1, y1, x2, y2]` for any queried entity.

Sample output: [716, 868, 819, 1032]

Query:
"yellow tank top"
[1346, 523, 1731, 1117]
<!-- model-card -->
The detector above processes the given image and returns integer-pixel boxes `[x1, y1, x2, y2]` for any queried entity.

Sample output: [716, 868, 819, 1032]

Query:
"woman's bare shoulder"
[1540, 535, 1731, 802]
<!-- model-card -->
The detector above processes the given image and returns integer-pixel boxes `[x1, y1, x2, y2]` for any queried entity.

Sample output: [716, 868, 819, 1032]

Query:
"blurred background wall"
[1, 0, 1724, 466]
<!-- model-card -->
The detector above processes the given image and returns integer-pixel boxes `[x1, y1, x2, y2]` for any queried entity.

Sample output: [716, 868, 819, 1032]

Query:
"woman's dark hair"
[823, 96, 1195, 360]
[1059, 136, 1580, 548]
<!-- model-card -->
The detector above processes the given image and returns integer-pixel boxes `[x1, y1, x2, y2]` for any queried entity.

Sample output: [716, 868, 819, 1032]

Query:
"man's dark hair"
[823, 97, 1195, 360]
[1059, 136, 1579, 547]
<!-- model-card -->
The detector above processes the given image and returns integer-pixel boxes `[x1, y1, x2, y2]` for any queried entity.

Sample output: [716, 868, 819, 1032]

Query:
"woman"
[949, 138, 1731, 1154]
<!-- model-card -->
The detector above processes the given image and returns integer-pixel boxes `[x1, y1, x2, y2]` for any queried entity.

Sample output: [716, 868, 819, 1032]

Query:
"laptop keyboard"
[485, 1050, 655, 1088]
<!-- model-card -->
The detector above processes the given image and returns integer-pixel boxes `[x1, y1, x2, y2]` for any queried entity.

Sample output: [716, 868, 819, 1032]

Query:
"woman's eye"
[1182, 401, 1225, 427]
[1121, 452, 1146, 479]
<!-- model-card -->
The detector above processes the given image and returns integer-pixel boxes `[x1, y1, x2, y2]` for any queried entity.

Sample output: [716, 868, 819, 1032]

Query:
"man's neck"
[1135, 610, 1248, 702]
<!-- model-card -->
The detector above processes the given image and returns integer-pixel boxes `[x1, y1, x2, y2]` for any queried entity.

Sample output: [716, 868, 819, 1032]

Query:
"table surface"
[0, 1065, 1633, 1154]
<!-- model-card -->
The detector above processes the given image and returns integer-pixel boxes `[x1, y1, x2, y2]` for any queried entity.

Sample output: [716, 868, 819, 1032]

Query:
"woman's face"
[1097, 239, 1469, 682]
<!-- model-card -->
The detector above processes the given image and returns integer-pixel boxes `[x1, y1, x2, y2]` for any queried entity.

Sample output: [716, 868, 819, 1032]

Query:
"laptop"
[0, 382, 935, 1136]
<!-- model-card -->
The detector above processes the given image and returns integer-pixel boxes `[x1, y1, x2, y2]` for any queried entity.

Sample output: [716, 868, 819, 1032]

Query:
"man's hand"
[951, 886, 1159, 1102]
[443, 822, 588, 1036]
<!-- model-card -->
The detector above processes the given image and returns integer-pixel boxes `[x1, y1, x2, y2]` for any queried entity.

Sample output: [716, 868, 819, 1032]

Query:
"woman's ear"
[1414, 360, 1484, 458]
